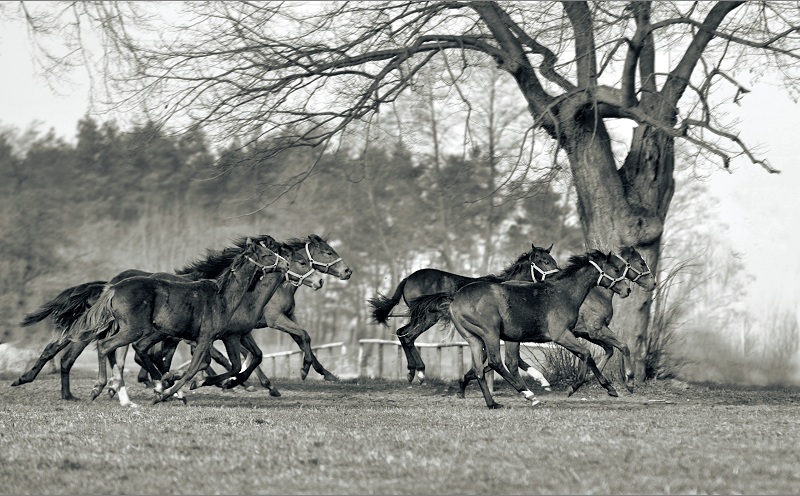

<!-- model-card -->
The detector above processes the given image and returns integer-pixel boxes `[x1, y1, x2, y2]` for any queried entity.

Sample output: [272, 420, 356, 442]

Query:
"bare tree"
[16, 1, 798, 378]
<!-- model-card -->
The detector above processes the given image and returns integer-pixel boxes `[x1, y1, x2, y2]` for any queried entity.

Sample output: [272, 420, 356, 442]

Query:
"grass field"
[1, 371, 799, 495]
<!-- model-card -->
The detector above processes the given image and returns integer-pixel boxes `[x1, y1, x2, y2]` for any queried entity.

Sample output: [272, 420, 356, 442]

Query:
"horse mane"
[175, 234, 280, 279]
[550, 249, 606, 281]
[281, 234, 327, 253]
[477, 250, 532, 283]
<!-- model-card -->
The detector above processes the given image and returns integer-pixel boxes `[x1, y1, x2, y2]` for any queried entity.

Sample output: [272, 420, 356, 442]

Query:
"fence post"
[458, 345, 465, 378]
[358, 341, 365, 378]
[377, 343, 384, 378]
[436, 346, 443, 378]
[397, 344, 403, 380]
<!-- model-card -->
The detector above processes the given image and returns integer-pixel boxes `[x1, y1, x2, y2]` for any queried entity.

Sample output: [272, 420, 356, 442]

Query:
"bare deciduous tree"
[16, 1, 800, 378]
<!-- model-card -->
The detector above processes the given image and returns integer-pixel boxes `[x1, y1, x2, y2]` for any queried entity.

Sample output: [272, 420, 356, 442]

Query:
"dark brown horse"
[12, 234, 349, 399]
[368, 244, 558, 384]
[141, 234, 353, 391]
[411, 250, 632, 408]
[80, 238, 288, 406]
[460, 245, 657, 396]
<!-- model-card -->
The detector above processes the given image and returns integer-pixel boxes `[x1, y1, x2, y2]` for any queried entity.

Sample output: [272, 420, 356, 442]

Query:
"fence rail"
[357, 338, 555, 380]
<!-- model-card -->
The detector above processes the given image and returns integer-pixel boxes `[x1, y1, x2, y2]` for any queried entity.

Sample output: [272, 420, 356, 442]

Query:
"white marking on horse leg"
[175, 389, 185, 400]
[524, 367, 552, 390]
[117, 386, 138, 408]
[417, 370, 425, 382]
[154, 381, 163, 393]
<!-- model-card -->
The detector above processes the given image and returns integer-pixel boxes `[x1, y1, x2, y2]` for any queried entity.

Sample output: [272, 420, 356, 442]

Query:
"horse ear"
[246, 237, 254, 248]
[606, 251, 613, 262]
[547, 243, 553, 253]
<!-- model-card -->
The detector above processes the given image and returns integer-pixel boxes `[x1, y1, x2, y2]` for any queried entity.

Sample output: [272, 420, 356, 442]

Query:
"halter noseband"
[615, 253, 651, 283]
[531, 262, 559, 282]
[242, 243, 286, 279]
[305, 242, 342, 274]
[588, 260, 626, 290]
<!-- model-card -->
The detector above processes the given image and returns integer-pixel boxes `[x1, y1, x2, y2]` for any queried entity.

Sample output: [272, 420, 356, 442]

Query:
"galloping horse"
[458, 245, 656, 396]
[12, 234, 350, 399]
[141, 235, 353, 390]
[368, 244, 558, 384]
[412, 250, 632, 409]
[80, 238, 288, 406]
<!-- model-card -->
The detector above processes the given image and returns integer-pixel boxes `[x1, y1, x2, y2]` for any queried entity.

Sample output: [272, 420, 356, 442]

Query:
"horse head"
[305, 234, 353, 280]
[588, 250, 632, 298]
[281, 245, 325, 290]
[529, 242, 560, 282]
[617, 246, 657, 291]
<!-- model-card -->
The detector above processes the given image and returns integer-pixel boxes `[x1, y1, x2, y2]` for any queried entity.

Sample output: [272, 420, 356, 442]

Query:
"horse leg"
[154, 338, 215, 404]
[506, 342, 551, 391]
[401, 319, 436, 385]
[247, 335, 281, 396]
[273, 313, 337, 381]
[131, 333, 169, 397]
[460, 334, 503, 409]
[553, 331, 618, 398]
[193, 337, 242, 389]
[579, 326, 634, 393]
[11, 336, 71, 387]
[481, 335, 541, 406]
[93, 328, 142, 402]
[226, 333, 264, 390]
[396, 324, 419, 383]
[58, 338, 93, 400]
[457, 367, 479, 399]
[107, 345, 138, 407]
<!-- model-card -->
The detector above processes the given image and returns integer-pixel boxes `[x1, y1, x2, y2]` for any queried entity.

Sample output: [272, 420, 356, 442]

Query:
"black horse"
[458, 245, 656, 396]
[368, 243, 558, 384]
[12, 234, 345, 399]
[411, 250, 631, 409]
[80, 238, 288, 406]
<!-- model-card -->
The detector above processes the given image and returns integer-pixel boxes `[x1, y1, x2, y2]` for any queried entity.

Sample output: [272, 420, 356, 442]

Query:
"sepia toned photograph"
[1, 2, 798, 494]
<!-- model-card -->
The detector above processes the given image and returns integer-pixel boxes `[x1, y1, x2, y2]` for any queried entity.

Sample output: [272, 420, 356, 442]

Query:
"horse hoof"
[488, 403, 505, 409]
[300, 369, 309, 381]
[456, 392, 465, 399]
[90, 390, 102, 402]
[407, 371, 415, 383]
[323, 373, 338, 382]
[566, 386, 575, 397]
[269, 389, 282, 397]
[63, 394, 80, 401]
[108, 389, 117, 399]
[245, 385, 257, 392]
[607, 387, 619, 397]
[10, 378, 21, 387]
[189, 381, 201, 390]
[529, 399, 541, 407]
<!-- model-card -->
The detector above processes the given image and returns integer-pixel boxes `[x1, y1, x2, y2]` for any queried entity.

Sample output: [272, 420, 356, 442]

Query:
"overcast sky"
[1, 14, 798, 324]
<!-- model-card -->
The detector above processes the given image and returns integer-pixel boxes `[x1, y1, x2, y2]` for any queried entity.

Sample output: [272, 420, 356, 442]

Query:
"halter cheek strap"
[285, 265, 317, 287]
[588, 260, 626, 289]
[531, 263, 559, 282]
[305, 242, 342, 274]
[615, 253, 651, 283]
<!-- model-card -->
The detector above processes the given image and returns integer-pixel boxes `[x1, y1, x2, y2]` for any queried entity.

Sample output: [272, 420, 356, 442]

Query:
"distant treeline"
[0, 116, 584, 348]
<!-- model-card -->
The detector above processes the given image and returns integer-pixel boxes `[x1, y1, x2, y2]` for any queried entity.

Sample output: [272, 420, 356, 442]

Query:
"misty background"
[1, 3, 799, 385]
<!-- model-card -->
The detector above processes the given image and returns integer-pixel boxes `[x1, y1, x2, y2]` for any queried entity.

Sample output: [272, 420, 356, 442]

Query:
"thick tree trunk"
[560, 113, 674, 382]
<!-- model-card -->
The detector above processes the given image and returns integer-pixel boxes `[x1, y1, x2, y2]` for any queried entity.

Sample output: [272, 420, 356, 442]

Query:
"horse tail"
[74, 285, 118, 343]
[368, 277, 408, 326]
[20, 281, 107, 334]
[407, 292, 455, 339]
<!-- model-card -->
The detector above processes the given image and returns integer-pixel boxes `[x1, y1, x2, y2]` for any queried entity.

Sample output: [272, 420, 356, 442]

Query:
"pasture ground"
[1, 371, 799, 495]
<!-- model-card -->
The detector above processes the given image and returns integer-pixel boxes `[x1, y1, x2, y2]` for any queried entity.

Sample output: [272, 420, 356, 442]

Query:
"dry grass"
[2, 371, 800, 495]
